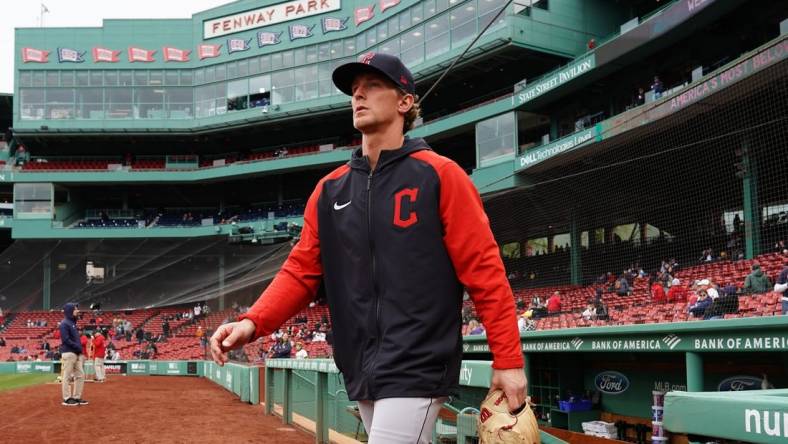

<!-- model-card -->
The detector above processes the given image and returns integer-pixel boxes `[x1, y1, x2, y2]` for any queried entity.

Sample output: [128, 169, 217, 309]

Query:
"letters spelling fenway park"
[205, 0, 339, 39]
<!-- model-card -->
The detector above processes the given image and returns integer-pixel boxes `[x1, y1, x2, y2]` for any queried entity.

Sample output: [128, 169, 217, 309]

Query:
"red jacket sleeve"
[239, 167, 348, 341]
[426, 155, 523, 370]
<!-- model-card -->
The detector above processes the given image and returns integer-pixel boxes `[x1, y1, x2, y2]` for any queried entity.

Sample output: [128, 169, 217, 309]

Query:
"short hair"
[403, 97, 421, 132]
[397, 89, 421, 132]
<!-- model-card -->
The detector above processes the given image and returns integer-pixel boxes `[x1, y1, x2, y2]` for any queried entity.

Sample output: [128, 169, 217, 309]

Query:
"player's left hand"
[488, 368, 528, 412]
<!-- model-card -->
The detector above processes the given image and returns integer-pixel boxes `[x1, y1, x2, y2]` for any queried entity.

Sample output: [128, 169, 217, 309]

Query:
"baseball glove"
[477, 389, 540, 444]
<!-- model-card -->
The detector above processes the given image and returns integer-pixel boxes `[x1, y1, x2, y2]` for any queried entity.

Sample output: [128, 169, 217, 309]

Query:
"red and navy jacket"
[240, 137, 523, 400]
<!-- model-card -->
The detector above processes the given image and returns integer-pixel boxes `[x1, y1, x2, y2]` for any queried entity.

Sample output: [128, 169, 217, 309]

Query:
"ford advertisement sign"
[718, 375, 762, 391]
[595, 371, 630, 394]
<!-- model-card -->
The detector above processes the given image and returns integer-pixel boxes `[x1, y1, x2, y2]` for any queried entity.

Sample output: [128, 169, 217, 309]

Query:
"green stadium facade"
[2, 0, 788, 442]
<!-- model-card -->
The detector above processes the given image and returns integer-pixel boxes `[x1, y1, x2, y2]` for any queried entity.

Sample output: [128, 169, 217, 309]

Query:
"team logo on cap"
[359, 52, 376, 65]
[400, 75, 408, 85]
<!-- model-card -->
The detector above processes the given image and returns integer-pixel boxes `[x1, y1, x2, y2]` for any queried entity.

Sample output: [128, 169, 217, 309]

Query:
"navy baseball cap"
[332, 52, 415, 96]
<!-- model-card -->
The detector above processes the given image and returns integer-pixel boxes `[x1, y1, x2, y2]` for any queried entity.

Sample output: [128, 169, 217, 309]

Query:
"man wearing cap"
[211, 53, 525, 442]
[92, 330, 107, 382]
[60, 303, 88, 406]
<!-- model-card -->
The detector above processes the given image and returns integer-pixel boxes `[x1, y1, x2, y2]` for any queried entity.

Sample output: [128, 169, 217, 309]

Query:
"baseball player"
[211, 53, 525, 443]
[59, 303, 88, 406]
[80, 330, 92, 380]
[92, 330, 107, 382]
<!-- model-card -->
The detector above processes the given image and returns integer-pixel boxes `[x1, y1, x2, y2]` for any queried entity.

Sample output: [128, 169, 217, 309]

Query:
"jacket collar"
[348, 136, 431, 172]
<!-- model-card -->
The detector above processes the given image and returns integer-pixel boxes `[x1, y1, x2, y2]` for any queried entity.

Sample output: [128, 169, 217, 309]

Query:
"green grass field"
[0, 374, 56, 392]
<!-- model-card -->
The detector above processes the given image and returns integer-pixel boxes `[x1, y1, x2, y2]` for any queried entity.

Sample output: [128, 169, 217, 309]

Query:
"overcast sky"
[1, 0, 234, 94]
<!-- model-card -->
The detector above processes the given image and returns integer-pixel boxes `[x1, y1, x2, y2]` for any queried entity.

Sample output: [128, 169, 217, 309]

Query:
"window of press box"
[164, 71, 178, 86]
[61, 71, 75, 87]
[227, 79, 249, 111]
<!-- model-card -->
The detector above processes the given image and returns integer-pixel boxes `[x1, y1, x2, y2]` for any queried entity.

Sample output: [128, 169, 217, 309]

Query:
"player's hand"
[489, 368, 528, 412]
[210, 319, 256, 366]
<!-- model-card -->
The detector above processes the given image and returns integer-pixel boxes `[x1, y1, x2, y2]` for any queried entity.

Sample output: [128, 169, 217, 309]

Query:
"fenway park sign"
[204, 0, 341, 39]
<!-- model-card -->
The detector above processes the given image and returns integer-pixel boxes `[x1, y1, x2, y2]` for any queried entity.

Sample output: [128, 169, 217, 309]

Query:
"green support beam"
[42, 253, 51, 310]
[741, 141, 761, 259]
[264, 366, 274, 415]
[685, 352, 704, 392]
[282, 368, 293, 425]
[315, 372, 329, 444]
[570, 214, 582, 285]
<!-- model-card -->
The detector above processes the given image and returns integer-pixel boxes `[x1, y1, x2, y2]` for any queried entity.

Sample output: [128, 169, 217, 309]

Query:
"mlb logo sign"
[227, 38, 252, 54]
[197, 44, 221, 60]
[22, 47, 49, 63]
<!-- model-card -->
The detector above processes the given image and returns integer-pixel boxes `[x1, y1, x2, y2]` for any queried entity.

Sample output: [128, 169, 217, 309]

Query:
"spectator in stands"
[615, 276, 630, 296]
[700, 248, 715, 263]
[667, 279, 688, 302]
[635, 87, 645, 106]
[547, 292, 562, 313]
[722, 282, 738, 297]
[194, 303, 202, 320]
[651, 76, 664, 99]
[312, 326, 327, 342]
[651, 280, 667, 303]
[744, 263, 771, 294]
[689, 291, 712, 318]
[703, 289, 739, 320]
[774, 255, 788, 315]
[135, 328, 144, 344]
[0, 337, 5, 347]
[706, 281, 720, 300]
[467, 319, 485, 335]
[294, 342, 308, 359]
[271, 336, 292, 358]
[162, 320, 170, 338]
[582, 303, 597, 321]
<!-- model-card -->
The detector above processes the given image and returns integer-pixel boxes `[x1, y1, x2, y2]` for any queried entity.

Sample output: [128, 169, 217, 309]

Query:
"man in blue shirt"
[59, 303, 88, 406]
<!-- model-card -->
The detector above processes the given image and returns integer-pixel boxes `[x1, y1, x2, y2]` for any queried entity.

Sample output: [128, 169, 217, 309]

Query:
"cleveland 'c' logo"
[393, 187, 418, 228]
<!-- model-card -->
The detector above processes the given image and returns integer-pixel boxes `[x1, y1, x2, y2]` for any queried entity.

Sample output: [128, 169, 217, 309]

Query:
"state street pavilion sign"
[204, 0, 341, 39]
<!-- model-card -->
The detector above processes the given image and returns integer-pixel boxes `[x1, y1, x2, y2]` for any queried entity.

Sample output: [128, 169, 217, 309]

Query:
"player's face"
[351, 72, 407, 134]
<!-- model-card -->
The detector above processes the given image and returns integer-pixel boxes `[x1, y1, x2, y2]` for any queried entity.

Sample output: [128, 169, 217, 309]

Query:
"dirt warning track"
[0, 375, 313, 444]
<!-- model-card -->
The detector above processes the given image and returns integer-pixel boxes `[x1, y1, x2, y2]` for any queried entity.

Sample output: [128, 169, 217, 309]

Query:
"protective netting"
[0, 237, 291, 311]
[483, 44, 788, 321]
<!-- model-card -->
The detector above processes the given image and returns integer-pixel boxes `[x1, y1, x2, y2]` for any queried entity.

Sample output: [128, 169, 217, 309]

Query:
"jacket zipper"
[366, 167, 382, 383]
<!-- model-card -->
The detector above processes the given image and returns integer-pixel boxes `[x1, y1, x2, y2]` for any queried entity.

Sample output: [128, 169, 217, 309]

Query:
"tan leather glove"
[477, 389, 540, 444]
